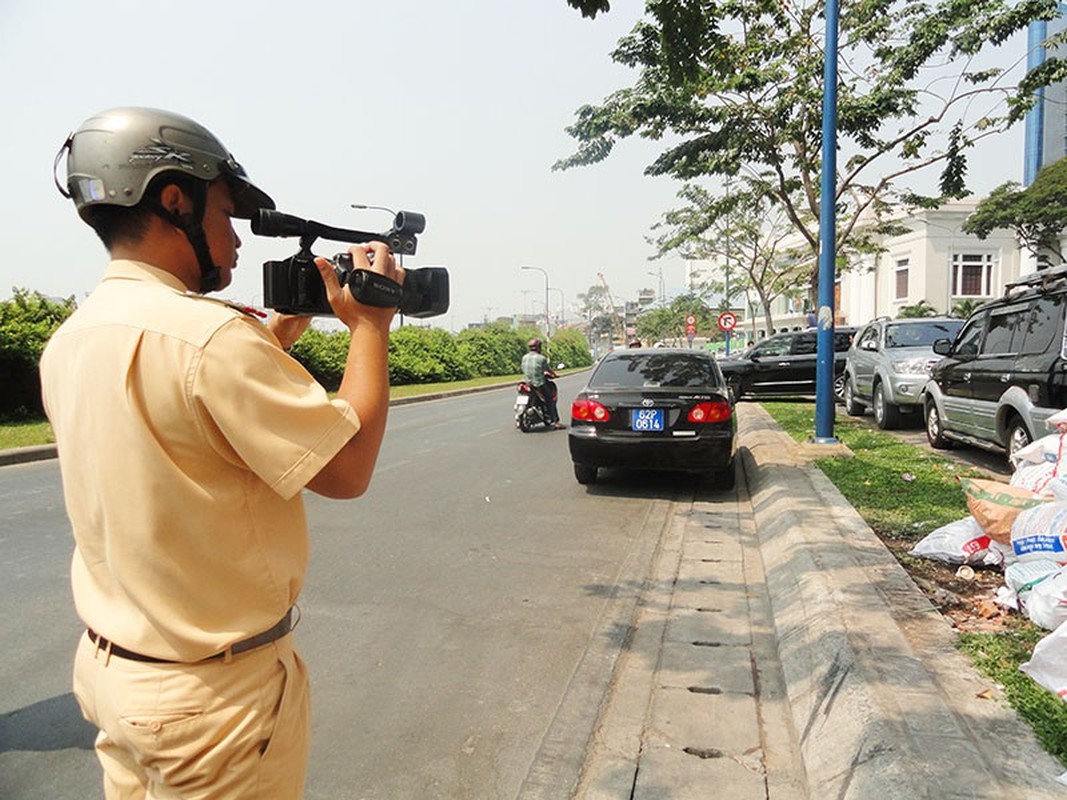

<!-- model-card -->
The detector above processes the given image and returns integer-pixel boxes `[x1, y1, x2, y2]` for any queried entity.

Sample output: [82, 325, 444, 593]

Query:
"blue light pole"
[813, 0, 840, 443]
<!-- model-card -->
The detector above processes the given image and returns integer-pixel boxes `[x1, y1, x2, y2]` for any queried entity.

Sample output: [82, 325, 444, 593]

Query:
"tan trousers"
[73, 631, 310, 799]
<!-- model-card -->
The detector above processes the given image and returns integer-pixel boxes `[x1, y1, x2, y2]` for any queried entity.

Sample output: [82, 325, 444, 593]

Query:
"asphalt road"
[0, 372, 701, 800]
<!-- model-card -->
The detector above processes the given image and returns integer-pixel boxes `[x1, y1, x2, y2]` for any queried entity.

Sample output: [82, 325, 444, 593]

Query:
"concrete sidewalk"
[574, 402, 1066, 799]
[7, 399, 1066, 797]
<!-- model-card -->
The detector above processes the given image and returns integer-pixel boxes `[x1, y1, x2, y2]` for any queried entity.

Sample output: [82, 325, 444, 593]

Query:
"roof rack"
[1003, 263, 1067, 296]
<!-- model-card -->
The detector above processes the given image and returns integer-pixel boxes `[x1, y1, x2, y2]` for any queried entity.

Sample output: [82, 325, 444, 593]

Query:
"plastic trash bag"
[1020, 623, 1067, 701]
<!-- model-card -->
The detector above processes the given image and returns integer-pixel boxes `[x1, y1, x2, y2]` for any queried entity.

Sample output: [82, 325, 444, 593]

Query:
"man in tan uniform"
[41, 107, 401, 798]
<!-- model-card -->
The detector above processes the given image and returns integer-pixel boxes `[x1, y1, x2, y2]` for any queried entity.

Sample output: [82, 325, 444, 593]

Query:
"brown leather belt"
[87, 608, 294, 664]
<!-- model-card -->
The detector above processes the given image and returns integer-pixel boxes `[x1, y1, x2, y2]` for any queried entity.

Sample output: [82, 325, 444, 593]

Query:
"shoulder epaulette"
[183, 293, 269, 319]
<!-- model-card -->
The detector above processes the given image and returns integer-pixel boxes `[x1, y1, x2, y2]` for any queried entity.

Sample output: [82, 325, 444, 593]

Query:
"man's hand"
[266, 312, 312, 351]
[314, 242, 404, 332]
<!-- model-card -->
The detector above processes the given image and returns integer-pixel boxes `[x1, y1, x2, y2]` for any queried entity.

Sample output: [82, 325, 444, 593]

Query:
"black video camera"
[255, 209, 449, 318]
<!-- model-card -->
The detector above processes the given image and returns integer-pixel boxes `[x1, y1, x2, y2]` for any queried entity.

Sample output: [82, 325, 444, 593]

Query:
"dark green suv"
[922, 267, 1067, 462]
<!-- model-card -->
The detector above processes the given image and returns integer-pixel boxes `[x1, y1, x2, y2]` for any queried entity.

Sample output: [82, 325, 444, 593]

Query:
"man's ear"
[157, 183, 189, 217]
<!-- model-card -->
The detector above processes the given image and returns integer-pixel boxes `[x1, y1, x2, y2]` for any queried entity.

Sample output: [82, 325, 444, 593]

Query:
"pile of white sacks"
[910, 409, 1067, 703]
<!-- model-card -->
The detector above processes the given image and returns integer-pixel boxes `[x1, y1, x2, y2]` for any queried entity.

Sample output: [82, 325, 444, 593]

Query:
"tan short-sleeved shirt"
[40, 260, 360, 661]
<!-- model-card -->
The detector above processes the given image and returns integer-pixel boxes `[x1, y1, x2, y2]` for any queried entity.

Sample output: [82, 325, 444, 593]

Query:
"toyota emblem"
[642, 399, 655, 407]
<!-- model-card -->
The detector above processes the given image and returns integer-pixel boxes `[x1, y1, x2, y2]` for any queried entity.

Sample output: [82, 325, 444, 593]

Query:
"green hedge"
[0, 289, 77, 419]
[291, 322, 593, 388]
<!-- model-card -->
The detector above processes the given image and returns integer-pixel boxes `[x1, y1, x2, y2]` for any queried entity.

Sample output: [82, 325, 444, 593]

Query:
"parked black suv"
[922, 266, 1067, 461]
[718, 327, 858, 400]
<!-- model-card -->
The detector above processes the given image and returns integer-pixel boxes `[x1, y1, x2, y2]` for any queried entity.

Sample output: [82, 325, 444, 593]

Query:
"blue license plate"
[631, 408, 665, 431]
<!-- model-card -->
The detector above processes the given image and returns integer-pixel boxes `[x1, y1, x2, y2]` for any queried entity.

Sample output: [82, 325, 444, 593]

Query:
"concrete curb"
[0, 444, 57, 466]
[739, 403, 1066, 798]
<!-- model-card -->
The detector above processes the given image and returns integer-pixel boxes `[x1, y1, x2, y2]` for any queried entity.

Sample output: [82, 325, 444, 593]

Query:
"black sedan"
[567, 348, 736, 487]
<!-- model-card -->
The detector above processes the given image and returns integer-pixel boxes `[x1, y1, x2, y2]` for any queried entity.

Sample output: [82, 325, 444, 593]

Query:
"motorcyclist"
[521, 338, 564, 429]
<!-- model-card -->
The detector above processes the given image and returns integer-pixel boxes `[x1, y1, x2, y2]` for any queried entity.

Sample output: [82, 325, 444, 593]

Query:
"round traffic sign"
[685, 314, 697, 326]
[717, 311, 737, 332]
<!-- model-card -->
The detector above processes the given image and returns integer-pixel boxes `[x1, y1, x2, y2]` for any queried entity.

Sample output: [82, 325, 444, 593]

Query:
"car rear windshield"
[590, 353, 721, 388]
[884, 320, 963, 348]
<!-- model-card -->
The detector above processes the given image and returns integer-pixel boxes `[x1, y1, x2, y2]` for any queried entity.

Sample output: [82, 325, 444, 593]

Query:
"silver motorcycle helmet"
[55, 106, 274, 220]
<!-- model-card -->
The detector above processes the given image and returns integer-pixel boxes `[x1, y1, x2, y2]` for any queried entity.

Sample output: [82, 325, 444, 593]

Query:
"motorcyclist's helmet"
[53, 107, 275, 292]
[528, 338, 542, 352]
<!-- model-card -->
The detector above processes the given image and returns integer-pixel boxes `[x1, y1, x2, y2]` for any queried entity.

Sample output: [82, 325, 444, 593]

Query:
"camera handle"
[253, 210, 420, 256]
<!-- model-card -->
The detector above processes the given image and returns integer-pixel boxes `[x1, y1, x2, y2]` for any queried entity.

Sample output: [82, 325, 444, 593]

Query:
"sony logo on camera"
[255, 209, 449, 318]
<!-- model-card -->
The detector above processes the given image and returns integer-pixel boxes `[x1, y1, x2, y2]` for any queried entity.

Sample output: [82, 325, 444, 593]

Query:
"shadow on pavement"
[0, 693, 95, 752]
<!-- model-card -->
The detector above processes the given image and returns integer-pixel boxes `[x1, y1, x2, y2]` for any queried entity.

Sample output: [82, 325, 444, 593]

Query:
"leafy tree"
[555, 0, 1067, 295]
[896, 299, 939, 318]
[566, 0, 610, 17]
[576, 284, 622, 341]
[652, 185, 816, 334]
[962, 157, 1067, 263]
[0, 288, 76, 363]
[636, 293, 713, 345]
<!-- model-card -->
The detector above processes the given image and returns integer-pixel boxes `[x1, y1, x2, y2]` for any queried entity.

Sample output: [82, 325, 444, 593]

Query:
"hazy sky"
[0, 0, 1029, 331]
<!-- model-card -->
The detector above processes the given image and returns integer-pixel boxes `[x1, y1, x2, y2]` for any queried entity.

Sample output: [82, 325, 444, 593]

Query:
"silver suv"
[843, 316, 964, 429]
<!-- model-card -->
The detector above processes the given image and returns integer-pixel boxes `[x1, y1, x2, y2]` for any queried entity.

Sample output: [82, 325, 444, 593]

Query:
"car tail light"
[572, 398, 611, 422]
[688, 401, 731, 423]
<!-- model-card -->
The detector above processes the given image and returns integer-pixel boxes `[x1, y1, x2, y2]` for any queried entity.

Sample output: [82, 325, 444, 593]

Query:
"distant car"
[567, 348, 736, 487]
[922, 266, 1067, 462]
[717, 327, 858, 401]
[843, 316, 964, 429]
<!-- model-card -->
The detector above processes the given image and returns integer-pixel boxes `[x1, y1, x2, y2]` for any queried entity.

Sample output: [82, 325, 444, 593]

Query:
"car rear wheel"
[924, 400, 951, 449]
[716, 464, 737, 490]
[844, 380, 865, 417]
[574, 464, 598, 484]
[1006, 417, 1032, 463]
[833, 373, 846, 402]
[873, 383, 901, 430]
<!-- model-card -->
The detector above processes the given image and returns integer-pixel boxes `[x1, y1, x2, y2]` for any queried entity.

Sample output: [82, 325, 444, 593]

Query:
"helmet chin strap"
[144, 181, 222, 293]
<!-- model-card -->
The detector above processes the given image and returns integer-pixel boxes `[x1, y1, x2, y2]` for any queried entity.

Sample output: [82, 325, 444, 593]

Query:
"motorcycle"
[514, 381, 556, 432]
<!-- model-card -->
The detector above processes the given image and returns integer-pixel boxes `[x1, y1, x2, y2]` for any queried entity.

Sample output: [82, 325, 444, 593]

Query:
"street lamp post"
[647, 268, 665, 306]
[549, 287, 565, 327]
[521, 265, 551, 337]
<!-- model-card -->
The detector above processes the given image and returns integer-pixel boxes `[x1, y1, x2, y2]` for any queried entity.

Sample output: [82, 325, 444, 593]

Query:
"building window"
[894, 258, 909, 300]
[951, 252, 995, 297]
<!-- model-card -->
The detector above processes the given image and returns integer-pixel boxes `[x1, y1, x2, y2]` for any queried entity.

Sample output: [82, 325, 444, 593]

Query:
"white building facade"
[838, 200, 1028, 326]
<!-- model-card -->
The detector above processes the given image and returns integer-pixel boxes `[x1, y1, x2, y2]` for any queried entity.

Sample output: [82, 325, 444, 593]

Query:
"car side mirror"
[932, 338, 951, 356]
[862, 340, 877, 351]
